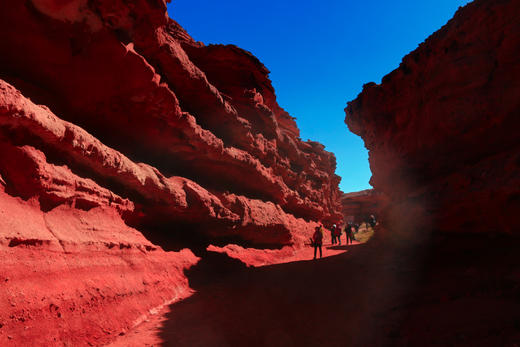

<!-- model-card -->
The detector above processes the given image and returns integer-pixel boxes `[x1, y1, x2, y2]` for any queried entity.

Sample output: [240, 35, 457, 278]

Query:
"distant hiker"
[346, 224, 354, 245]
[369, 215, 377, 228]
[330, 224, 337, 245]
[312, 225, 324, 259]
[334, 224, 342, 245]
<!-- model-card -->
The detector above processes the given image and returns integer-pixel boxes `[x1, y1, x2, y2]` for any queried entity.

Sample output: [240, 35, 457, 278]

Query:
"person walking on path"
[330, 224, 337, 245]
[346, 224, 354, 245]
[334, 224, 342, 245]
[369, 214, 377, 228]
[312, 225, 324, 259]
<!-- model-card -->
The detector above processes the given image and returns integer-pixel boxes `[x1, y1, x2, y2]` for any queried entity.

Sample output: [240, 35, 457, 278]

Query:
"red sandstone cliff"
[346, 0, 520, 235]
[0, 0, 342, 344]
[341, 189, 388, 223]
[343, 1, 520, 344]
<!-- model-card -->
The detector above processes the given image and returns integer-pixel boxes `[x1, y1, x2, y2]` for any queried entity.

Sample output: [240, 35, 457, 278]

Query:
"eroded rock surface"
[0, 0, 342, 344]
[345, 1, 520, 344]
[0, 0, 342, 345]
[346, 0, 520, 235]
[341, 189, 388, 223]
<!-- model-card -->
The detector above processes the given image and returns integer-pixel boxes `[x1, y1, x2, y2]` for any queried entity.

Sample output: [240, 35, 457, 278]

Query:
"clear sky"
[167, 0, 473, 193]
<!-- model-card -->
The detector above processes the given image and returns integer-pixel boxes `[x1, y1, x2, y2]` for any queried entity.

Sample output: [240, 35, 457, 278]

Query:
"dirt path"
[108, 233, 520, 346]
[108, 236, 418, 347]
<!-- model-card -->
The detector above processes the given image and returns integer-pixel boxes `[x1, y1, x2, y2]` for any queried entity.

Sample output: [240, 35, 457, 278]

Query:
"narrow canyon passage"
[1, 0, 519, 345]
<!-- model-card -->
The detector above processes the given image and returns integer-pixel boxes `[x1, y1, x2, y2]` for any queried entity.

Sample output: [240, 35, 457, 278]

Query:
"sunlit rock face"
[0, 0, 342, 344]
[346, 0, 520, 235]
[341, 189, 388, 224]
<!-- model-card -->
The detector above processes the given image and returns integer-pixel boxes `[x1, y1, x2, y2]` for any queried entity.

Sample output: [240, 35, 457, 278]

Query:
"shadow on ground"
[157, 238, 421, 347]
[157, 233, 520, 347]
[326, 244, 361, 251]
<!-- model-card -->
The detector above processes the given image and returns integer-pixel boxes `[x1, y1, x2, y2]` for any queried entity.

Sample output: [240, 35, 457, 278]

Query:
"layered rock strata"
[0, 0, 342, 344]
[0, 0, 342, 245]
[346, 0, 520, 235]
[0, 180, 198, 346]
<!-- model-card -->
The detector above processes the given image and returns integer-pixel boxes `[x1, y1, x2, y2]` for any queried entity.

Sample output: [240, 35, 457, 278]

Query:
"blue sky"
[167, 0, 473, 193]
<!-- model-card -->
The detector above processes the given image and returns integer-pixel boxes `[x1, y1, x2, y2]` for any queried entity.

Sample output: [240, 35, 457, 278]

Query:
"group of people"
[310, 215, 378, 259]
[310, 223, 357, 259]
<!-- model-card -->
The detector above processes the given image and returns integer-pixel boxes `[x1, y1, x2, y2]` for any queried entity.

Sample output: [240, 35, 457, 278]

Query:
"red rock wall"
[0, 0, 342, 244]
[0, 0, 342, 343]
[346, 0, 520, 235]
[341, 189, 388, 223]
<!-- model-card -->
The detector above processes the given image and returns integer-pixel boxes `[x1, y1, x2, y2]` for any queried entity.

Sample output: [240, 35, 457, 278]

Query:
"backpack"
[313, 229, 323, 243]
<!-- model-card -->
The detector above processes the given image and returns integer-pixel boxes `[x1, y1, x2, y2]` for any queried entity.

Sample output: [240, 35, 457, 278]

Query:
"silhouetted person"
[346, 224, 354, 245]
[312, 225, 323, 259]
[369, 214, 376, 228]
[330, 224, 337, 245]
[334, 224, 342, 245]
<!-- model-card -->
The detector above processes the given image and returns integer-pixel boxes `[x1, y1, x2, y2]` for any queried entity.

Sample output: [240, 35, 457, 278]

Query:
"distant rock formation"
[346, 0, 520, 235]
[341, 189, 388, 224]
[0, 0, 342, 344]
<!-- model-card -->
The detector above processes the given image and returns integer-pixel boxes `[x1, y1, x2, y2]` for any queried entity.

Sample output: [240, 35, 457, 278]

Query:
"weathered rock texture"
[341, 189, 388, 223]
[0, 0, 342, 344]
[346, 0, 520, 235]
[345, 1, 520, 345]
